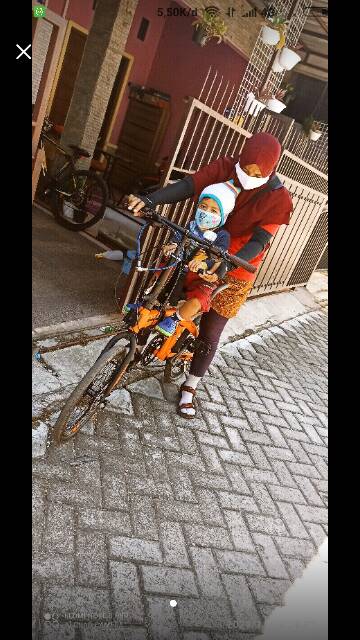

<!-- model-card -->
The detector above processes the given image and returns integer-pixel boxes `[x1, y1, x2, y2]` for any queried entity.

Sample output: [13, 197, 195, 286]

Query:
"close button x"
[16, 44, 31, 60]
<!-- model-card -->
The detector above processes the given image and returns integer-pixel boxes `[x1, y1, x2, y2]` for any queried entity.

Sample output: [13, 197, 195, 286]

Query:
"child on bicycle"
[153, 180, 241, 337]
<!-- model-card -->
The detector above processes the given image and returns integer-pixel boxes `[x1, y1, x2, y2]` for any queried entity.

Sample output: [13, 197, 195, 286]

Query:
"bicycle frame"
[99, 207, 255, 395]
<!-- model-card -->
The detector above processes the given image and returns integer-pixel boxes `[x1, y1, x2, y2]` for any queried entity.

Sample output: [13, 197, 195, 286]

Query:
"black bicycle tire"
[52, 169, 108, 231]
[163, 353, 191, 383]
[53, 334, 133, 444]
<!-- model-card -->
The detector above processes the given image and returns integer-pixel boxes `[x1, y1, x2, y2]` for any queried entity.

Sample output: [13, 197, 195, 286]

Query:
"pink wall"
[109, 0, 167, 144]
[48, 0, 94, 30]
[48, 0, 248, 161]
[47, 0, 66, 16]
[146, 6, 248, 159]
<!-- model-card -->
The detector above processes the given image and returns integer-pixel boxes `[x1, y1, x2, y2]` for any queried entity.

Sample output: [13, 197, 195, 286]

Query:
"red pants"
[156, 262, 216, 313]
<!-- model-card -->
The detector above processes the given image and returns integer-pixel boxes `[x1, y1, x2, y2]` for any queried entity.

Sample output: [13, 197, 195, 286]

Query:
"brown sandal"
[177, 384, 196, 420]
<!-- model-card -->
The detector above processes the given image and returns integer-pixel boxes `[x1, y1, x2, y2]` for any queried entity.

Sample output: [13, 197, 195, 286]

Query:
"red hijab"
[192, 133, 292, 238]
[238, 132, 282, 177]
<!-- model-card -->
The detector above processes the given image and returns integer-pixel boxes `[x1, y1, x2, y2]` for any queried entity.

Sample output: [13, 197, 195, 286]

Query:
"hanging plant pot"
[279, 47, 301, 70]
[272, 51, 284, 73]
[261, 25, 280, 46]
[266, 98, 286, 113]
[309, 130, 322, 141]
[244, 93, 267, 117]
[192, 25, 208, 46]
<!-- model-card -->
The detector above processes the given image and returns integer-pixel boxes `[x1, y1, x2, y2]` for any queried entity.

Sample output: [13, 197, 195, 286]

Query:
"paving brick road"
[32, 309, 328, 640]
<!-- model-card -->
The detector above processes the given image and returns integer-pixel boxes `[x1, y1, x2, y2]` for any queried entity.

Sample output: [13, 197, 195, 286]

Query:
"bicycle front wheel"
[53, 333, 135, 443]
[53, 169, 108, 231]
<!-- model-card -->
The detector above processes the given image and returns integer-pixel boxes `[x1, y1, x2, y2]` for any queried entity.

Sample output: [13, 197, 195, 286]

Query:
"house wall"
[47, 0, 252, 160]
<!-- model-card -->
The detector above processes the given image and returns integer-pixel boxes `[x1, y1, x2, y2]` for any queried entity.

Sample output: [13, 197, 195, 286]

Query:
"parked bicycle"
[53, 207, 255, 443]
[37, 117, 108, 231]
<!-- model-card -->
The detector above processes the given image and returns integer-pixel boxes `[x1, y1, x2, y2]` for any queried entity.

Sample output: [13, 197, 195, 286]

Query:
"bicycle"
[52, 207, 255, 443]
[36, 117, 108, 231]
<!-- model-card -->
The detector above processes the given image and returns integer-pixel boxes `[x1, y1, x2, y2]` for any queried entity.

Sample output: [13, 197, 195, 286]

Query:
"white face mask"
[235, 163, 270, 190]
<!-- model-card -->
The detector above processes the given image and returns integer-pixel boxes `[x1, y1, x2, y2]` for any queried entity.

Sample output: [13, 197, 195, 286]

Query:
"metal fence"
[191, 63, 328, 174]
[250, 151, 327, 296]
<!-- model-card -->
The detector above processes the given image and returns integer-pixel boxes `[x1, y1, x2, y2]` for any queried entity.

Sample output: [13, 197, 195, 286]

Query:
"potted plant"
[303, 116, 322, 141]
[244, 87, 273, 117]
[261, 14, 288, 48]
[266, 88, 287, 113]
[279, 43, 303, 70]
[192, 7, 228, 46]
[281, 82, 296, 105]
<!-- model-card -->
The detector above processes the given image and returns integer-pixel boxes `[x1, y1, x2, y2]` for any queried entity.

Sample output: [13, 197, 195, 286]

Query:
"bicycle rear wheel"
[53, 169, 108, 231]
[53, 332, 135, 443]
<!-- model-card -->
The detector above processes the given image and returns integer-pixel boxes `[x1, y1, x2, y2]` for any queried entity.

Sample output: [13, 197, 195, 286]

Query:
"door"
[94, 54, 133, 156]
[32, 7, 66, 201]
[48, 24, 87, 127]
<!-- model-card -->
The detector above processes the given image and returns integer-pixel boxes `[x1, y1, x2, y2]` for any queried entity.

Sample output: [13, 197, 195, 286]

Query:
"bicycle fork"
[105, 333, 137, 395]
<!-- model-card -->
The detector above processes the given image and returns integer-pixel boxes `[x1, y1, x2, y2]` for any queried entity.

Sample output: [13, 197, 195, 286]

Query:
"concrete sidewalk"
[32, 306, 328, 640]
[32, 207, 120, 329]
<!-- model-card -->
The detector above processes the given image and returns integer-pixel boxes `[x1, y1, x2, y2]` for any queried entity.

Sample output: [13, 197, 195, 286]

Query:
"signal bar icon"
[241, 8, 258, 17]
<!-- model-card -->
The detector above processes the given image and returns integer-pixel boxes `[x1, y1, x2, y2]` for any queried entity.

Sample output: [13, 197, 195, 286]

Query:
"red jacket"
[191, 137, 293, 281]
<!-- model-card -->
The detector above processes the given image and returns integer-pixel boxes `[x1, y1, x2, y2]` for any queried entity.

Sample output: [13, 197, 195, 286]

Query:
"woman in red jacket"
[127, 133, 293, 418]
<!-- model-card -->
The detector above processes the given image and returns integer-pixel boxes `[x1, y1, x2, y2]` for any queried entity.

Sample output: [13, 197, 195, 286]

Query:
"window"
[137, 18, 149, 41]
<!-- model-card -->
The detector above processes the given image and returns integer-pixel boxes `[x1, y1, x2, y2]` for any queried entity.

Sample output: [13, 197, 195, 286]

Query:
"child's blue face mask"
[195, 207, 222, 230]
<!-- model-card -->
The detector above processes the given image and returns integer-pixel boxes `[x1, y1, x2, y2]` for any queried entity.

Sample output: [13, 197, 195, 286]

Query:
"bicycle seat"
[69, 144, 91, 158]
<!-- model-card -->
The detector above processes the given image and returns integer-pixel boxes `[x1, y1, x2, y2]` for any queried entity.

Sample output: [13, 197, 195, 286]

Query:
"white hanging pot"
[266, 98, 286, 113]
[279, 47, 301, 70]
[261, 25, 280, 46]
[244, 93, 267, 116]
[252, 100, 267, 117]
[272, 51, 284, 73]
[309, 130, 322, 141]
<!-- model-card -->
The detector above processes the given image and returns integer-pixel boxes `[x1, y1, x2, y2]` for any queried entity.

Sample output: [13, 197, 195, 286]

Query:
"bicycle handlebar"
[141, 208, 256, 274]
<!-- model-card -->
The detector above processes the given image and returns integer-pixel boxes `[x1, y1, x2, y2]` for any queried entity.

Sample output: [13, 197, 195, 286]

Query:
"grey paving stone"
[159, 522, 190, 567]
[245, 513, 288, 536]
[196, 488, 225, 526]
[253, 533, 289, 579]
[295, 504, 328, 524]
[247, 576, 291, 605]
[110, 561, 144, 623]
[217, 491, 259, 513]
[189, 547, 226, 597]
[110, 536, 162, 563]
[222, 574, 262, 633]
[215, 550, 265, 576]
[78, 508, 132, 534]
[76, 530, 107, 587]
[157, 498, 202, 524]
[33, 553, 74, 583]
[275, 536, 315, 559]
[44, 503, 75, 554]
[142, 566, 198, 596]
[177, 597, 234, 630]
[276, 502, 310, 539]
[43, 585, 112, 620]
[184, 524, 233, 550]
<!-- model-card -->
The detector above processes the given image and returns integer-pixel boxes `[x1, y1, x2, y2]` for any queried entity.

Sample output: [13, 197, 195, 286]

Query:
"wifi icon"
[205, 6, 220, 17]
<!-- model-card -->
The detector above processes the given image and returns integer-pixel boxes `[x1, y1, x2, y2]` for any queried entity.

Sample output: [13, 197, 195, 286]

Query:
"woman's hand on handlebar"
[163, 243, 178, 257]
[125, 194, 147, 216]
